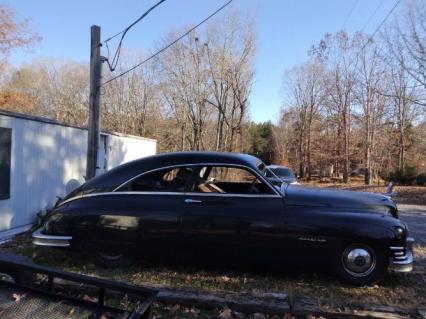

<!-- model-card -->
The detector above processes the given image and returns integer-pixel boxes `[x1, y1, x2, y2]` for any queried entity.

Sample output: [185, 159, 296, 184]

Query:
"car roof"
[81, 151, 263, 192]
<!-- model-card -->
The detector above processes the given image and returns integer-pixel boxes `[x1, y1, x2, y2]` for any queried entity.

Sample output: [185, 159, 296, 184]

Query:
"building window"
[0, 127, 11, 200]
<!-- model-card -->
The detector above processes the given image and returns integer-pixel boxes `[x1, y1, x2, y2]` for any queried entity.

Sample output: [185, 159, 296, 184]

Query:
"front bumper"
[389, 237, 415, 273]
[32, 227, 72, 247]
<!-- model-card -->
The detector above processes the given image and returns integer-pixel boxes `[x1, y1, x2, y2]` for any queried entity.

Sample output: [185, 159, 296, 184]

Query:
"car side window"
[118, 167, 194, 192]
[190, 166, 274, 195]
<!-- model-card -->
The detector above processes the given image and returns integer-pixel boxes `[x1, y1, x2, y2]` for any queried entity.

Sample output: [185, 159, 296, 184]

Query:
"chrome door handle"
[185, 199, 202, 204]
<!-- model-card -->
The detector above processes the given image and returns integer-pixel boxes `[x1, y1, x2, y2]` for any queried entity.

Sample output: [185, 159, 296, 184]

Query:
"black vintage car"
[33, 152, 414, 286]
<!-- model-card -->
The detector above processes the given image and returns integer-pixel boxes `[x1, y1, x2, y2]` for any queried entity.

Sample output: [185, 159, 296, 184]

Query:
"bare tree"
[157, 13, 255, 152]
[158, 32, 211, 150]
[390, 0, 426, 91]
[203, 14, 255, 152]
[102, 52, 158, 137]
[354, 36, 388, 184]
[282, 62, 324, 179]
[311, 32, 358, 183]
[0, 4, 41, 71]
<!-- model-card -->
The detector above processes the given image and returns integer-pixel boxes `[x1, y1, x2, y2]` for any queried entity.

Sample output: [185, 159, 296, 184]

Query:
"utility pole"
[86, 25, 102, 180]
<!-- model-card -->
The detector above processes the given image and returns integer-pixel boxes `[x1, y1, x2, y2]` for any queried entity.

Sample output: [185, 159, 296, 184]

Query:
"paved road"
[398, 204, 426, 244]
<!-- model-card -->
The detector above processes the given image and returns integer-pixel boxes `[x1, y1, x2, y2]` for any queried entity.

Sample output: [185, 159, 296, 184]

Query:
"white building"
[0, 110, 156, 239]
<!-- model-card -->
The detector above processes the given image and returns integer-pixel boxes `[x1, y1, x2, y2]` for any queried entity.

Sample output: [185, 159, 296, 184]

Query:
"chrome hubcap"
[342, 246, 376, 277]
[0, 273, 15, 283]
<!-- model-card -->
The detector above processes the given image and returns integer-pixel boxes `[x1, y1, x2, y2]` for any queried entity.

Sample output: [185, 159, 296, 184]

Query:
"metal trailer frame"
[0, 252, 158, 319]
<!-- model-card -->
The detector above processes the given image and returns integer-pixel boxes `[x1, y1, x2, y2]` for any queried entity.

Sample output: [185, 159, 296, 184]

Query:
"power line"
[104, 0, 167, 71]
[350, 0, 402, 66]
[360, 0, 385, 33]
[361, 0, 401, 47]
[101, 0, 234, 87]
[341, 0, 360, 29]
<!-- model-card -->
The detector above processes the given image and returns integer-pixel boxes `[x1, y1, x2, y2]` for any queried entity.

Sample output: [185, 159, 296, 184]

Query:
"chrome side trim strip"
[58, 191, 282, 205]
[57, 192, 185, 206]
[389, 246, 404, 250]
[32, 227, 72, 247]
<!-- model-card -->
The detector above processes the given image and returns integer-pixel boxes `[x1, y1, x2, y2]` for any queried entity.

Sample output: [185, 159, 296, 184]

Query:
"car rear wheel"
[0, 270, 35, 286]
[93, 251, 134, 268]
[335, 243, 387, 286]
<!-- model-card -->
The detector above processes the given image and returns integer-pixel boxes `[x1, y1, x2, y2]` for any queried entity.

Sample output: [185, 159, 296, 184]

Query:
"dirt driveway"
[398, 204, 426, 244]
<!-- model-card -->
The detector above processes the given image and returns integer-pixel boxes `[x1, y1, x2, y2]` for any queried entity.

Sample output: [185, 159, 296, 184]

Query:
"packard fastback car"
[33, 152, 414, 286]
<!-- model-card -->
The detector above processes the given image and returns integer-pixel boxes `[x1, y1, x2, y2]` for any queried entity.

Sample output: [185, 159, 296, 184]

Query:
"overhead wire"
[101, 0, 234, 87]
[341, 0, 360, 29]
[360, 0, 386, 33]
[349, 0, 402, 67]
[103, 0, 167, 71]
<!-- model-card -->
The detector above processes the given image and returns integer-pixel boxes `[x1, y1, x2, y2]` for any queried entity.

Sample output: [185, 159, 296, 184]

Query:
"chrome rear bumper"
[32, 227, 72, 247]
[389, 237, 414, 273]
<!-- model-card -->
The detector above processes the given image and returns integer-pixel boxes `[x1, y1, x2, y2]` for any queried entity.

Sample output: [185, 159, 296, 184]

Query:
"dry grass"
[1, 233, 425, 313]
[302, 178, 426, 205]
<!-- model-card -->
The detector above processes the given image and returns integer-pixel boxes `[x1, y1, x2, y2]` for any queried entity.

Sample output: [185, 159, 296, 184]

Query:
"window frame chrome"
[113, 162, 281, 196]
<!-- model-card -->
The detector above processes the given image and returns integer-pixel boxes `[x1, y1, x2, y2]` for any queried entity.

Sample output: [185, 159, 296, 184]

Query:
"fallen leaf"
[189, 307, 200, 317]
[12, 293, 26, 303]
[219, 307, 233, 319]
[67, 307, 76, 316]
[168, 304, 180, 314]
[82, 294, 97, 302]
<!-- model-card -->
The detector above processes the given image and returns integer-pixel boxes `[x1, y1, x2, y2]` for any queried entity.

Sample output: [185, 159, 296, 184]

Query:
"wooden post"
[86, 25, 102, 180]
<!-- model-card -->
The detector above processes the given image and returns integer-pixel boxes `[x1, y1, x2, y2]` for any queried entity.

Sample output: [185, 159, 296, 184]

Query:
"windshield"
[270, 167, 295, 178]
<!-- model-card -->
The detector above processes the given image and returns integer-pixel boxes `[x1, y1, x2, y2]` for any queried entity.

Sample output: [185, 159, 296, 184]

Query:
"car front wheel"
[335, 243, 387, 286]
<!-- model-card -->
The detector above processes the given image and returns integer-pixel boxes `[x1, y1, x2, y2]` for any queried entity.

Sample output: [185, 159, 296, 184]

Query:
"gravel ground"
[398, 204, 426, 244]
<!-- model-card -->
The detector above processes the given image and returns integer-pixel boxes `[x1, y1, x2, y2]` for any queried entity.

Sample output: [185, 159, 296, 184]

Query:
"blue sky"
[5, 0, 401, 123]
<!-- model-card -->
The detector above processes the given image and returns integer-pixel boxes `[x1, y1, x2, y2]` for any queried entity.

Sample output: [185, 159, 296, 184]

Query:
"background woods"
[1, 2, 425, 184]
[277, 1, 426, 184]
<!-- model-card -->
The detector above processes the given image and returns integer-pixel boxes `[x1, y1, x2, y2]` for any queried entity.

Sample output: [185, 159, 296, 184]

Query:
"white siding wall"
[107, 134, 156, 170]
[0, 116, 87, 232]
[0, 114, 156, 235]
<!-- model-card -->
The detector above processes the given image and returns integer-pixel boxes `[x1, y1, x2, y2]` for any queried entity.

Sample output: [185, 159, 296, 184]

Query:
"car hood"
[269, 177, 297, 184]
[284, 185, 397, 215]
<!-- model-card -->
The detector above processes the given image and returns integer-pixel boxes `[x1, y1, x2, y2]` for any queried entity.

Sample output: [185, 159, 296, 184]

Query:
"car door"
[180, 165, 286, 263]
[99, 165, 195, 256]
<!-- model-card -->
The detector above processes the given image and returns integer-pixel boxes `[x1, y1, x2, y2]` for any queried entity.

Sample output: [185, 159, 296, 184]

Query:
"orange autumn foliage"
[0, 91, 35, 113]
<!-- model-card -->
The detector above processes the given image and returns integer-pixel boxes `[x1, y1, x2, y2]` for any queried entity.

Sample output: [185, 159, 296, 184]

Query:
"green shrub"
[417, 172, 426, 186]
[387, 165, 418, 185]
